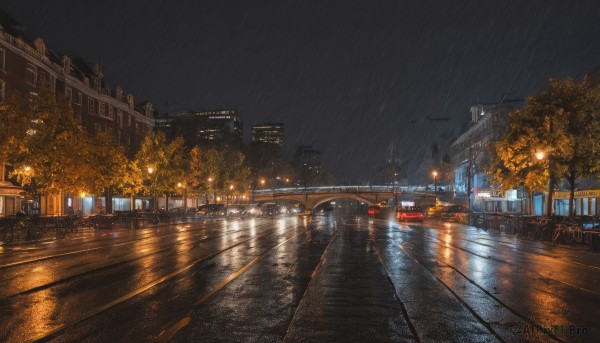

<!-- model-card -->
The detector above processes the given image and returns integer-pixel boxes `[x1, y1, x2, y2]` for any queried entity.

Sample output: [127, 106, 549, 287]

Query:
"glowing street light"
[432, 171, 438, 192]
[147, 166, 156, 210]
[177, 182, 187, 210]
[535, 151, 545, 160]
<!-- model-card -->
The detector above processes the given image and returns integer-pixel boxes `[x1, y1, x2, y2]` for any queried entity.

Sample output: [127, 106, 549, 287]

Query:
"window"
[117, 110, 123, 128]
[75, 92, 82, 105]
[99, 102, 106, 116]
[0, 49, 5, 71]
[127, 114, 132, 126]
[65, 87, 72, 102]
[108, 105, 114, 119]
[95, 123, 102, 134]
[116, 129, 121, 145]
[26, 63, 37, 85]
[127, 94, 134, 109]
[88, 98, 96, 115]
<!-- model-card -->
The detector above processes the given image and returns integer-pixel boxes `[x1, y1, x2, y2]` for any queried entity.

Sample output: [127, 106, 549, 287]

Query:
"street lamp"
[177, 182, 187, 210]
[207, 177, 214, 204]
[147, 166, 156, 210]
[432, 171, 438, 192]
[534, 147, 554, 216]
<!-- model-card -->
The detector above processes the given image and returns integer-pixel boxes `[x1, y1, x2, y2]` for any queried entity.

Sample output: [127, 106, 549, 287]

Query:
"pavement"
[0, 214, 598, 342]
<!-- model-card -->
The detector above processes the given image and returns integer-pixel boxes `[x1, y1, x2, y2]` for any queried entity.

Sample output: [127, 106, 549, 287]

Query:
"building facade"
[155, 109, 243, 149]
[293, 146, 323, 187]
[251, 123, 284, 147]
[448, 99, 524, 212]
[0, 17, 154, 216]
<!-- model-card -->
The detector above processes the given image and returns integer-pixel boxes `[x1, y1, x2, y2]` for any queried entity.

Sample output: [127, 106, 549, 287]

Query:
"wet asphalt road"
[0, 214, 599, 342]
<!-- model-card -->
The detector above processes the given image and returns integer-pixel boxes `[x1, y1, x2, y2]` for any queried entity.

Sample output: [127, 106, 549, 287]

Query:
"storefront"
[553, 189, 600, 216]
[0, 181, 25, 217]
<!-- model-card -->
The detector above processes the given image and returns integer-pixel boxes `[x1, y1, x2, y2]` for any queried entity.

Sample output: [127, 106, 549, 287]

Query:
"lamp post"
[228, 184, 234, 206]
[207, 177, 213, 205]
[148, 166, 156, 210]
[535, 148, 554, 216]
[177, 182, 187, 210]
[432, 171, 438, 193]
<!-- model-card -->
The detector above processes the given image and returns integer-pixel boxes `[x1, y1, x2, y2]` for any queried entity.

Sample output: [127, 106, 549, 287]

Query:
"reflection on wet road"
[0, 215, 598, 342]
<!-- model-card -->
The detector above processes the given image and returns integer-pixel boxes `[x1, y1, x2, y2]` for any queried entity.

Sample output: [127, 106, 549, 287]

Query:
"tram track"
[388, 223, 600, 296]
[0, 218, 256, 270]
[415, 220, 600, 268]
[390, 220, 600, 272]
[388, 238, 565, 343]
[0, 221, 277, 301]
[369, 218, 585, 342]
[24, 219, 306, 343]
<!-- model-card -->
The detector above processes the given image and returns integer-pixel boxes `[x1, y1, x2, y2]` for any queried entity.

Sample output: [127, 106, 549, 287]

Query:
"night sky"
[3, 1, 600, 183]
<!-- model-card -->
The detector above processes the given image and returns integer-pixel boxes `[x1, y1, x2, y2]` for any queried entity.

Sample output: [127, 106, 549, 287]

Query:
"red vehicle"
[367, 205, 382, 216]
[397, 206, 424, 223]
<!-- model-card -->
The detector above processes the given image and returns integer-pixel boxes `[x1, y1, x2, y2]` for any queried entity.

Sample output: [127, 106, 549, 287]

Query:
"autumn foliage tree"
[0, 87, 90, 198]
[487, 77, 600, 217]
[133, 132, 187, 209]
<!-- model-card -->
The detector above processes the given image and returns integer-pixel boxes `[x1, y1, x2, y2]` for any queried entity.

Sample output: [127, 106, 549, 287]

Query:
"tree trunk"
[568, 172, 576, 218]
[105, 188, 113, 214]
[546, 165, 554, 217]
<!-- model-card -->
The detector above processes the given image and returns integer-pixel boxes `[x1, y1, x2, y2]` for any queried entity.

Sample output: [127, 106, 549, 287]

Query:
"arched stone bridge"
[251, 186, 431, 210]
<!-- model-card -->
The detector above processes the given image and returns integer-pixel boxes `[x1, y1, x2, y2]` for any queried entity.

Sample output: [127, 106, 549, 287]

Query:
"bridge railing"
[250, 185, 428, 195]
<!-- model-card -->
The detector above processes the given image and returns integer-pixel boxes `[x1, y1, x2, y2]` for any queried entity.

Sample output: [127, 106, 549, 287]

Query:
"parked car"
[397, 206, 424, 223]
[261, 203, 289, 217]
[243, 204, 262, 217]
[440, 205, 469, 222]
[226, 204, 245, 217]
[289, 204, 305, 215]
[197, 204, 226, 216]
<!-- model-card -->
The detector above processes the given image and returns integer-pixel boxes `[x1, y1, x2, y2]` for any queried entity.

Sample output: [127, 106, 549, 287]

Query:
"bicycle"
[552, 223, 583, 244]
[528, 218, 553, 241]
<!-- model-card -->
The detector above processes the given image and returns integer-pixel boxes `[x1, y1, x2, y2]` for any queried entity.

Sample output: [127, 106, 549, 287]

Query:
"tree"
[83, 130, 129, 213]
[187, 146, 252, 203]
[223, 150, 251, 199]
[487, 77, 600, 216]
[1, 87, 90, 198]
[133, 132, 187, 210]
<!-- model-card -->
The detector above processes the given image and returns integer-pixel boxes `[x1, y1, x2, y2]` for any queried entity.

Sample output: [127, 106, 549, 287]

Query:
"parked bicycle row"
[471, 213, 600, 251]
[0, 210, 195, 243]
